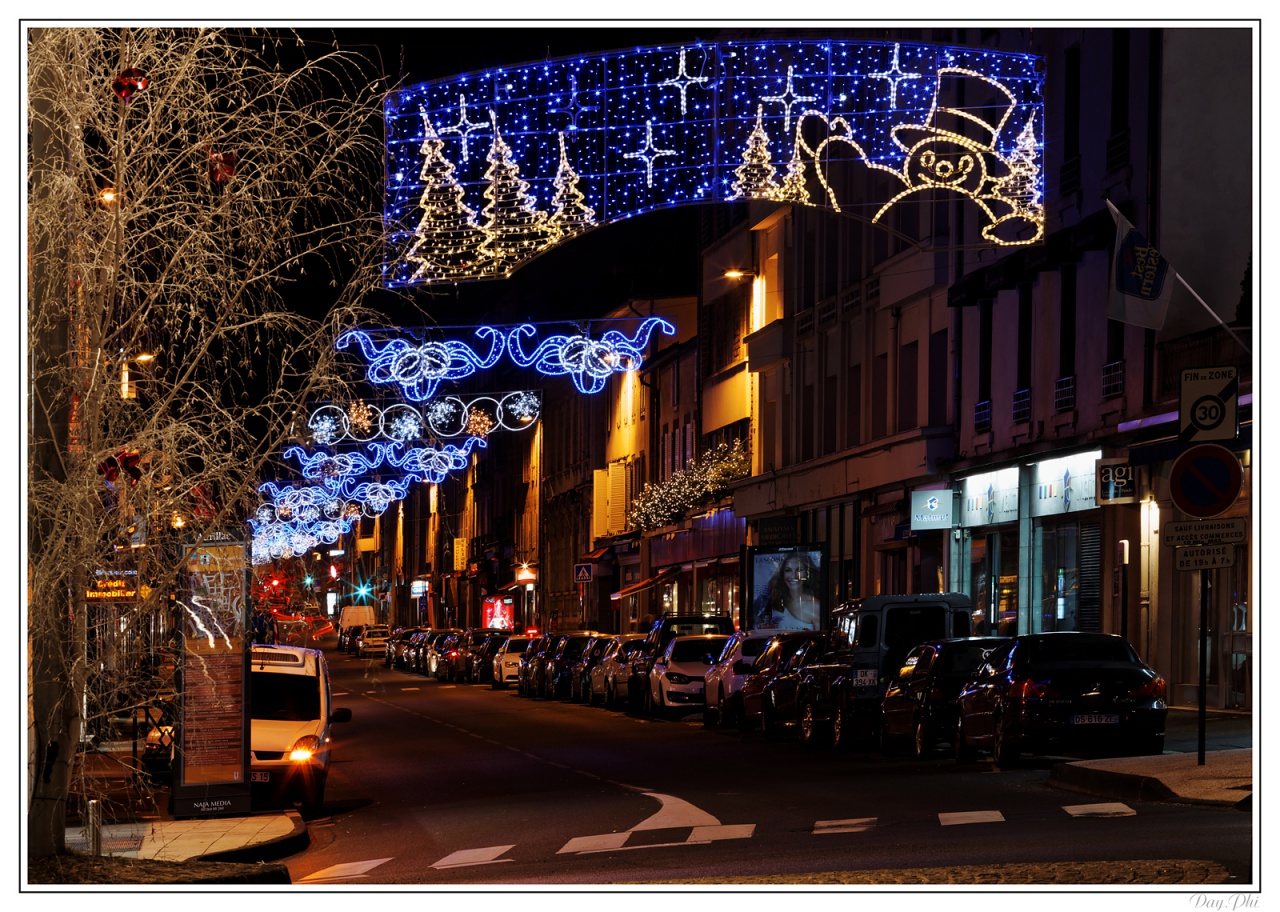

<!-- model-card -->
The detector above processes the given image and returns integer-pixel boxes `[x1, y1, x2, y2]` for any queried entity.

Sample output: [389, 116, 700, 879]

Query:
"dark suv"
[627, 614, 736, 710]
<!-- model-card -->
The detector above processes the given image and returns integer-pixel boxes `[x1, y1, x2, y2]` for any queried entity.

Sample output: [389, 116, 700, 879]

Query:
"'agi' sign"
[1096, 458, 1138, 505]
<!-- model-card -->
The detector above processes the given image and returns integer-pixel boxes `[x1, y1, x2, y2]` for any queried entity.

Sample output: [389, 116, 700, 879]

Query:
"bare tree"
[26, 27, 392, 858]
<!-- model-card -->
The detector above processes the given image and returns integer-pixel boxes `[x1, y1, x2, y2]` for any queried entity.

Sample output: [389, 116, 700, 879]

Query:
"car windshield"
[251, 670, 320, 722]
[1021, 635, 1137, 666]
[365, 627, 388, 637]
[741, 638, 770, 658]
[620, 641, 646, 657]
[670, 638, 723, 662]
[936, 644, 998, 675]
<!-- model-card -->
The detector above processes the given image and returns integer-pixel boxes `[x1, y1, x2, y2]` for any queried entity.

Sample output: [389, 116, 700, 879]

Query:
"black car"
[738, 631, 826, 735]
[569, 636, 610, 702]
[385, 627, 424, 668]
[955, 632, 1168, 767]
[469, 635, 506, 684]
[880, 636, 1009, 758]
[545, 632, 599, 700]
[342, 625, 365, 655]
[518, 635, 557, 696]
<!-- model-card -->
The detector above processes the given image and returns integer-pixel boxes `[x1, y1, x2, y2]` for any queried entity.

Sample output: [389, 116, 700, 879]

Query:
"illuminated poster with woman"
[747, 546, 827, 631]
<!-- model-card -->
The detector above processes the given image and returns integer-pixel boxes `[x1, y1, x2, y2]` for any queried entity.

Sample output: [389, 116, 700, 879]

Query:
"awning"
[580, 546, 612, 561]
[500, 579, 526, 592]
[610, 567, 679, 600]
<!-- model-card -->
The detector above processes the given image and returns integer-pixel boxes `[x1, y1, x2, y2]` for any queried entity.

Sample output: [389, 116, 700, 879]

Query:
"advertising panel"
[482, 596, 515, 629]
[744, 545, 827, 631]
[173, 537, 251, 817]
[910, 490, 953, 531]
[959, 468, 1019, 528]
[1030, 451, 1100, 517]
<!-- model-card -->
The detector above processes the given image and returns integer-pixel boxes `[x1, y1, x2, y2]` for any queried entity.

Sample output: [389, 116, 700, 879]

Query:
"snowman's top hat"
[892, 68, 1019, 162]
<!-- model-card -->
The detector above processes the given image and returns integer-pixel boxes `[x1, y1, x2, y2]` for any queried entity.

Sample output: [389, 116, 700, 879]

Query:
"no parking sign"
[1169, 444, 1243, 519]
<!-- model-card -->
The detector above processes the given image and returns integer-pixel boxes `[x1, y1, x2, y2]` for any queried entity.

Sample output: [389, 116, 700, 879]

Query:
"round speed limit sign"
[1180, 367, 1238, 443]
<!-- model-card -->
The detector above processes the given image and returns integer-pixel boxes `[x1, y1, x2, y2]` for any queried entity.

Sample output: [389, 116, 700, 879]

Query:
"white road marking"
[297, 858, 393, 882]
[400, 687, 420, 691]
[814, 817, 877, 834]
[939, 810, 1006, 826]
[1064, 802, 1137, 817]
[558, 792, 753, 854]
[431, 845, 516, 869]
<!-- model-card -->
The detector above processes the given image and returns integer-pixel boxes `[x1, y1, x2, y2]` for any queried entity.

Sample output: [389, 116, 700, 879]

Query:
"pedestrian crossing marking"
[558, 832, 629, 854]
[298, 858, 393, 882]
[432, 845, 515, 869]
[939, 810, 1005, 826]
[1064, 802, 1136, 817]
[814, 817, 877, 834]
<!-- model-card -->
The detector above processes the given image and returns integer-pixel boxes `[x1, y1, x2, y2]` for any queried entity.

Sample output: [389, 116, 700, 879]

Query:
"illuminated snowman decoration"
[877, 68, 1044, 246]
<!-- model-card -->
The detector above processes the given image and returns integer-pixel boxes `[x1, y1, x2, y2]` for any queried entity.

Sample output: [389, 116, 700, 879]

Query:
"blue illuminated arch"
[385, 39, 1045, 286]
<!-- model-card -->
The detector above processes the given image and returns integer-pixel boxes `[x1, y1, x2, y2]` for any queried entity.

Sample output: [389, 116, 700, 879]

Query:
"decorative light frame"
[385, 39, 1045, 285]
[307, 391, 542, 445]
[338, 318, 674, 399]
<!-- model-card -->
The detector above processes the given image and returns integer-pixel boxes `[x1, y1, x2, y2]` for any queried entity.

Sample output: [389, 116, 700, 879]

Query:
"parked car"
[249, 644, 352, 816]
[702, 629, 783, 728]
[738, 631, 825, 734]
[518, 636, 558, 696]
[491, 635, 532, 689]
[338, 624, 364, 654]
[879, 637, 1009, 758]
[469, 634, 507, 684]
[356, 625, 390, 658]
[644, 634, 729, 717]
[452, 628, 509, 683]
[385, 627, 424, 668]
[545, 632, 599, 700]
[405, 630, 435, 674]
[954, 632, 1168, 767]
[627, 614, 737, 710]
[567, 636, 606, 702]
[797, 593, 975, 748]
[424, 630, 462, 678]
[587, 634, 647, 707]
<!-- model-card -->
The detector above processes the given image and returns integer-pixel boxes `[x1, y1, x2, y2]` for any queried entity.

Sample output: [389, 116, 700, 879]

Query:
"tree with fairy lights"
[627, 440, 751, 532]
[729, 106, 779, 200]
[996, 114, 1043, 217]
[405, 108, 487, 283]
[773, 137, 812, 205]
[26, 27, 389, 861]
[547, 132, 596, 240]
[477, 111, 555, 271]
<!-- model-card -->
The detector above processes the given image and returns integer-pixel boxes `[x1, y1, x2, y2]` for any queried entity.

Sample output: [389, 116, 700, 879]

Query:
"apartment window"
[978, 299, 993, 405]
[802, 379, 815, 462]
[845, 363, 862, 448]
[872, 353, 888, 439]
[670, 361, 679, 408]
[1060, 265, 1077, 378]
[823, 373, 838, 455]
[1017, 283, 1033, 393]
[898, 340, 919, 431]
[928, 329, 948, 427]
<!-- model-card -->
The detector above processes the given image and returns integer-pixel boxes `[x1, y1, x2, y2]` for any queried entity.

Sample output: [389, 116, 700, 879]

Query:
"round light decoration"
[307, 391, 542, 444]
[385, 39, 1045, 286]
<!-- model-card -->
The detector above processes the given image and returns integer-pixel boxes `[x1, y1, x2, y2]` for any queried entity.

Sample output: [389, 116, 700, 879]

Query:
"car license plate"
[250, 772, 271, 783]
[1072, 714, 1120, 725]
[854, 669, 878, 687]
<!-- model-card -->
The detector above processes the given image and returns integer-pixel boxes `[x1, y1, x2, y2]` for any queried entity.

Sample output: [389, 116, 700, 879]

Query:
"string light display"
[307, 392, 541, 444]
[385, 39, 1044, 285]
[339, 320, 672, 398]
[627, 439, 751, 532]
[505, 317, 675, 394]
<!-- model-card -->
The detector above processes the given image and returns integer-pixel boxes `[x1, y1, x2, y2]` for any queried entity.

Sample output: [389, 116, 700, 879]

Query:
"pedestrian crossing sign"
[574, 563, 593, 583]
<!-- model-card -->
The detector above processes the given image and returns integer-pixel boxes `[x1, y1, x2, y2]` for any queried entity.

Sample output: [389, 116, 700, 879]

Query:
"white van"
[249, 645, 352, 815]
[338, 604, 376, 635]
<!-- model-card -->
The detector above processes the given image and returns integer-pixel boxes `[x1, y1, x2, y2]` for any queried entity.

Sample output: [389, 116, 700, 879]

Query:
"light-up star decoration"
[660, 47, 710, 116]
[761, 65, 818, 134]
[307, 392, 542, 444]
[869, 43, 922, 109]
[623, 120, 677, 189]
[439, 93, 489, 162]
[385, 39, 1045, 286]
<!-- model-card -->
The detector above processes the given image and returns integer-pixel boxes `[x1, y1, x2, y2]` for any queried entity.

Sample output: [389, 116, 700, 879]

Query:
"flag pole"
[1175, 274, 1253, 357]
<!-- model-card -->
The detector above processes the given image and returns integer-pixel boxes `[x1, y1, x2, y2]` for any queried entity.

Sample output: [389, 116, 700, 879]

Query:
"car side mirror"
[704, 653, 717, 665]
[330, 707, 352, 724]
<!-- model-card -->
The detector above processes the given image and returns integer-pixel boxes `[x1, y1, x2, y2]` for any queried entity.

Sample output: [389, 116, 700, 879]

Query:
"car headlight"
[289, 735, 321, 762]
[665, 672, 690, 685]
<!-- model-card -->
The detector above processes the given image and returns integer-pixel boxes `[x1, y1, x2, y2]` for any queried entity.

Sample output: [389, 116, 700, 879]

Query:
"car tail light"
[1130, 676, 1166, 699]
[1013, 678, 1059, 699]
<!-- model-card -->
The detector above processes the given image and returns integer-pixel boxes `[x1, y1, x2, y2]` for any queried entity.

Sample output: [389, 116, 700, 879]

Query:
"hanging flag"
[1106, 200, 1176, 330]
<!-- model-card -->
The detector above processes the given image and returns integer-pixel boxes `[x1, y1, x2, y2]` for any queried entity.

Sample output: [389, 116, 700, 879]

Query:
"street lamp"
[723, 268, 756, 279]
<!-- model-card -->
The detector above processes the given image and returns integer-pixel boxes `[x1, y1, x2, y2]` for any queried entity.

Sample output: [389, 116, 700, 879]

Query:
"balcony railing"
[1106, 130, 1130, 174]
[974, 399, 992, 433]
[1012, 389, 1031, 424]
[1102, 361, 1125, 400]
[1054, 375, 1076, 412]
[1060, 156, 1081, 196]
[795, 308, 815, 337]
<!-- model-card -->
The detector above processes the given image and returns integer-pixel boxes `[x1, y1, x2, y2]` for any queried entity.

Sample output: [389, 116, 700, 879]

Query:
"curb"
[196, 810, 311, 866]
[1048, 762, 1241, 807]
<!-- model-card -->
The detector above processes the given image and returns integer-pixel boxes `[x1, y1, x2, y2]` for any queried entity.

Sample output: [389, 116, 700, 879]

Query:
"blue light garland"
[338, 319, 674, 397]
[308, 391, 541, 445]
[385, 39, 1046, 285]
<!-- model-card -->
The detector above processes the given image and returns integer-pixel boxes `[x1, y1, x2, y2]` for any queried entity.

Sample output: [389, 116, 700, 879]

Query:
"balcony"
[974, 399, 992, 434]
[1011, 389, 1031, 424]
[1054, 375, 1076, 412]
[1059, 156, 1081, 197]
[745, 318, 792, 372]
[1102, 361, 1125, 400]
[1105, 130, 1130, 175]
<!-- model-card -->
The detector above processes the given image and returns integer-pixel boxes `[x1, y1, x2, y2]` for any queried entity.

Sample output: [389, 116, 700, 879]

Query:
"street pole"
[1118, 540, 1129, 641]
[1198, 568, 1209, 766]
